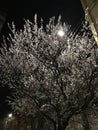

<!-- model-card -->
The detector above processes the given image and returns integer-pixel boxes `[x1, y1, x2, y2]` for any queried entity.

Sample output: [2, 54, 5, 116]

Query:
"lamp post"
[5, 113, 13, 130]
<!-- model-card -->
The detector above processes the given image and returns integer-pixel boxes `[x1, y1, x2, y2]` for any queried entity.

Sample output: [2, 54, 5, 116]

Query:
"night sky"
[0, 0, 84, 35]
[0, 0, 84, 118]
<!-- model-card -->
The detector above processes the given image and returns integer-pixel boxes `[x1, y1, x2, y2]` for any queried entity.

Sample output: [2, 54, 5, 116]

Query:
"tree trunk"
[57, 123, 68, 130]
[17, 114, 27, 130]
[56, 119, 69, 130]
[58, 125, 65, 130]
[81, 110, 90, 130]
[30, 116, 34, 130]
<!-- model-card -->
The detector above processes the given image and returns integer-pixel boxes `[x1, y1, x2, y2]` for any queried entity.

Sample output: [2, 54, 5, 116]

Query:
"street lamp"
[5, 113, 13, 130]
[8, 113, 13, 118]
[57, 29, 65, 37]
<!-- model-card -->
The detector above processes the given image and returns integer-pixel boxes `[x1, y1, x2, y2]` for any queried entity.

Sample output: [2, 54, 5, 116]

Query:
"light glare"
[8, 113, 13, 118]
[57, 30, 65, 37]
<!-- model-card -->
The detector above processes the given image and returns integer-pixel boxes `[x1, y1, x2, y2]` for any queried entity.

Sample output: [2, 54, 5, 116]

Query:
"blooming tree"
[0, 15, 98, 130]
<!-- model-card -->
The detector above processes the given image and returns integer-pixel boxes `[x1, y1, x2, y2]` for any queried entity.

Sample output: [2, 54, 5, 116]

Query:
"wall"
[80, 0, 98, 44]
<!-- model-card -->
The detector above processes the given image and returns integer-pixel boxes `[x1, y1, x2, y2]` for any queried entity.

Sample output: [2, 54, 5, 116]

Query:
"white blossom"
[0, 15, 98, 130]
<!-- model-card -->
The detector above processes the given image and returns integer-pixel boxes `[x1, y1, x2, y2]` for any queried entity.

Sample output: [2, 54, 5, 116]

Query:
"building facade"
[80, 0, 98, 44]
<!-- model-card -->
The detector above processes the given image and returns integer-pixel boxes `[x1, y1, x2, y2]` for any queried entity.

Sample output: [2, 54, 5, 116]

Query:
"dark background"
[0, 0, 84, 118]
[0, 0, 84, 35]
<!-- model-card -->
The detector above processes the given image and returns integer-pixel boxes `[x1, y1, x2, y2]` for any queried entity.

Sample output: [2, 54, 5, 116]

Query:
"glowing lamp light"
[8, 113, 13, 118]
[57, 30, 65, 37]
